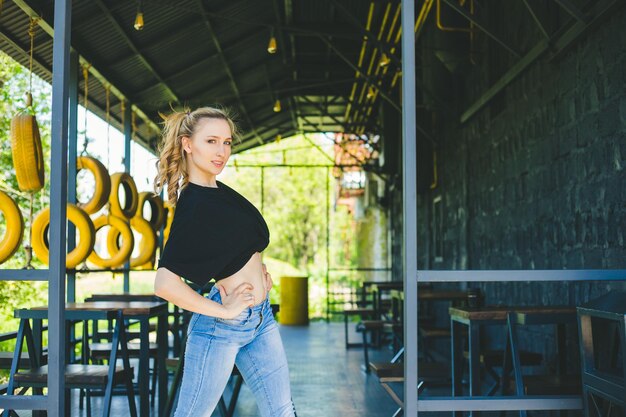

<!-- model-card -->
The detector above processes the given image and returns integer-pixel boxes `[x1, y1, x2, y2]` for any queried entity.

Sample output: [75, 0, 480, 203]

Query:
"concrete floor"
[49, 322, 400, 416]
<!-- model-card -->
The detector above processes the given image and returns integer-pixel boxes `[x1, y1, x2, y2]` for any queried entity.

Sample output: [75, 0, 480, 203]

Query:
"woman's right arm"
[154, 267, 253, 319]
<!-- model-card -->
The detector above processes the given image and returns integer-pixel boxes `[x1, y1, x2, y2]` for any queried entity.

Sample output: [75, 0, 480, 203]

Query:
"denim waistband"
[207, 284, 268, 313]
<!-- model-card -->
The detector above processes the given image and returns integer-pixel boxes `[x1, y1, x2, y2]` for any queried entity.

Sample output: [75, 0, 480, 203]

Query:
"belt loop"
[255, 309, 264, 332]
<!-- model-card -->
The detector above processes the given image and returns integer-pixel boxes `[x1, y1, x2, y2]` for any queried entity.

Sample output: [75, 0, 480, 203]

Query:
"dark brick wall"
[415, 4, 625, 285]
[383, 3, 626, 401]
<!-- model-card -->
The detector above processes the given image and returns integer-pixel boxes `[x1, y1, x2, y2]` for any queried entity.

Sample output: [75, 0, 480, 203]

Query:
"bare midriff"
[216, 252, 267, 306]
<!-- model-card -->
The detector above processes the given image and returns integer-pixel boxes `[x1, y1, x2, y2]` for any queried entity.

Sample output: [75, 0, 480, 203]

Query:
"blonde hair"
[153, 106, 239, 205]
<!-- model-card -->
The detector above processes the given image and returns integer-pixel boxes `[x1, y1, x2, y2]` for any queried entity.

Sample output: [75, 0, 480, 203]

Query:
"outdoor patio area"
[47, 322, 399, 417]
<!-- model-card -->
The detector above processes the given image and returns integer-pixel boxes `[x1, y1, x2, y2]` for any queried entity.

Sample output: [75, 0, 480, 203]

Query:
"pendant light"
[267, 29, 277, 54]
[134, 0, 144, 31]
[379, 53, 390, 67]
[273, 99, 281, 112]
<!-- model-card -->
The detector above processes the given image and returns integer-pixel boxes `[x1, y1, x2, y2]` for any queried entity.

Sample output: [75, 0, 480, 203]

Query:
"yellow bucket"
[279, 276, 309, 325]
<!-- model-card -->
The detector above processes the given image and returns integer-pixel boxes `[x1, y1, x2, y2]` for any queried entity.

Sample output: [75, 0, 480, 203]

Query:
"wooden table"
[449, 305, 577, 416]
[72, 301, 169, 417]
[86, 293, 186, 356]
[87, 293, 162, 302]
[390, 288, 470, 323]
[11, 306, 138, 417]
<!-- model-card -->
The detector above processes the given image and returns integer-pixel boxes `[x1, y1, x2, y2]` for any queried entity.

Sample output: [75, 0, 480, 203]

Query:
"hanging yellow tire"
[136, 240, 155, 270]
[77, 156, 111, 215]
[135, 192, 166, 231]
[0, 191, 24, 264]
[109, 172, 138, 219]
[106, 216, 156, 268]
[31, 204, 95, 269]
[162, 201, 175, 244]
[136, 234, 156, 270]
[88, 215, 134, 268]
[11, 112, 45, 192]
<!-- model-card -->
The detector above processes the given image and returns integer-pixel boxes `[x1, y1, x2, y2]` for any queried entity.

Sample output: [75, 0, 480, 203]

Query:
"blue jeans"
[174, 285, 296, 417]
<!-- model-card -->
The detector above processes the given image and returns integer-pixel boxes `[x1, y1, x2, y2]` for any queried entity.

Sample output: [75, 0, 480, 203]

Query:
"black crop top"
[157, 180, 270, 287]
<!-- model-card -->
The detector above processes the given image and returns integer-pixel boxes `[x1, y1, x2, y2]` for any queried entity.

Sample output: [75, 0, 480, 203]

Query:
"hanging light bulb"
[366, 86, 376, 99]
[379, 53, 390, 67]
[267, 31, 277, 54]
[134, 0, 144, 30]
[273, 99, 282, 112]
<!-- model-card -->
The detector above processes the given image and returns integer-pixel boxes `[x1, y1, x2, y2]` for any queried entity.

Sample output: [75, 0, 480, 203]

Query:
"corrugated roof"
[1, 0, 394, 153]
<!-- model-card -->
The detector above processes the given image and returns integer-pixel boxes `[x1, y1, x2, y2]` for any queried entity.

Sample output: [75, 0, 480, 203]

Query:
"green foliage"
[0, 51, 52, 266]
[221, 134, 359, 319]
[0, 52, 52, 340]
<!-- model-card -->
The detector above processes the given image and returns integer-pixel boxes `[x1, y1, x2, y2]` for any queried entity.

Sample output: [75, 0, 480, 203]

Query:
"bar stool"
[577, 291, 626, 417]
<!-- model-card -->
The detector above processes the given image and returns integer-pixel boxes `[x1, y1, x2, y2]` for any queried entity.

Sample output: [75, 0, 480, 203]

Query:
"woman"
[153, 107, 296, 416]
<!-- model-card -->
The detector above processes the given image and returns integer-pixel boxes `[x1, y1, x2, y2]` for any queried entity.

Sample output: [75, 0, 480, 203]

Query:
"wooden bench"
[357, 320, 402, 371]
[0, 351, 48, 370]
[370, 361, 450, 413]
[462, 349, 543, 395]
[14, 364, 132, 387]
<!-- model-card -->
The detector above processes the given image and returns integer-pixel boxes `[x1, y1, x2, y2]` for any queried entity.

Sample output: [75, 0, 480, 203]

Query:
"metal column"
[123, 102, 132, 292]
[325, 166, 330, 322]
[401, 0, 418, 416]
[48, 0, 72, 414]
[67, 50, 79, 303]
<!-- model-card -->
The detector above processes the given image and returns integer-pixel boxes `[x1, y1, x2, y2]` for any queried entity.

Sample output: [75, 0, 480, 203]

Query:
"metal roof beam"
[280, 24, 363, 40]
[318, 36, 401, 113]
[299, 95, 349, 132]
[170, 79, 358, 109]
[195, 0, 263, 145]
[108, 21, 206, 65]
[441, 0, 521, 58]
[235, 126, 297, 152]
[0, 26, 53, 77]
[552, 0, 587, 23]
[328, 0, 401, 68]
[140, 58, 354, 101]
[92, 0, 180, 103]
[522, 0, 551, 41]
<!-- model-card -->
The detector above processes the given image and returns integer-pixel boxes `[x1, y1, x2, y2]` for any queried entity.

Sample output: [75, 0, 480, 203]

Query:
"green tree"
[220, 134, 360, 318]
[0, 51, 50, 335]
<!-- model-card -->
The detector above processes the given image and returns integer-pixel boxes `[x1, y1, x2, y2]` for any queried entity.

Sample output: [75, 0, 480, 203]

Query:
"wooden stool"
[342, 308, 374, 348]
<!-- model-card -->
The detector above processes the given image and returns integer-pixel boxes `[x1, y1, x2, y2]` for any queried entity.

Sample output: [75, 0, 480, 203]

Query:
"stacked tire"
[1, 152, 169, 271]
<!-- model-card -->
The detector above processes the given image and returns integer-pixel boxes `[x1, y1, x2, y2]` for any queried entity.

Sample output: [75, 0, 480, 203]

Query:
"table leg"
[468, 322, 481, 417]
[157, 314, 168, 417]
[556, 323, 566, 375]
[507, 313, 526, 417]
[139, 318, 150, 417]
[451, 319, 463, 417]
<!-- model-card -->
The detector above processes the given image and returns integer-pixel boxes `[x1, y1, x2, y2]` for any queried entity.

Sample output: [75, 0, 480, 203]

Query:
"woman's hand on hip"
[217, 283, 255, 319]
[262, 263, 273, 293]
